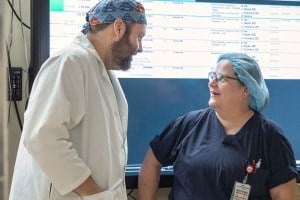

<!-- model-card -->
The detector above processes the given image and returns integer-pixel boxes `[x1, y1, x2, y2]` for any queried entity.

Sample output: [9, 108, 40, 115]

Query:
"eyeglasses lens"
[208, 72, 225, 82]
[208, 72, 215, 81]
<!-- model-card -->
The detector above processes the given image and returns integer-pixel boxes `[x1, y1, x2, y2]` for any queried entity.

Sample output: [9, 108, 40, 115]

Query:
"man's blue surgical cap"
[81, 0, 147, 34]
[217, 53, 269, 111]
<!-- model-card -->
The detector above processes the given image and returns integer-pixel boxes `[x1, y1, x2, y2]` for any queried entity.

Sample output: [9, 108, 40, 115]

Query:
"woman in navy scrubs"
[138, 53, 298, 200]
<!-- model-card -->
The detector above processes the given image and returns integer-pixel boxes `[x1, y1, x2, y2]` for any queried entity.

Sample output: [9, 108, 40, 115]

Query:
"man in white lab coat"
[9, 0, 147, 199]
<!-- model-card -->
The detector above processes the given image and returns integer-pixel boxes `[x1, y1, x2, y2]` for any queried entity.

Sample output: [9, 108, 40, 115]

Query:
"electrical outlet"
[8, 67, 22, 101]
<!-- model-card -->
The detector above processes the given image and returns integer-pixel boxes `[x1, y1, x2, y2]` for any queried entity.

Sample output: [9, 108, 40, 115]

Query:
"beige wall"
[0, 0, 8, 198]
[127, 188, 170, 199]
[0, 0, 31, 199]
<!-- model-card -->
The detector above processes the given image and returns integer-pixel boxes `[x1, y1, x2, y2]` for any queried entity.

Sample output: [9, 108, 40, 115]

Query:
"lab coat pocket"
[82, 190, 113, 200]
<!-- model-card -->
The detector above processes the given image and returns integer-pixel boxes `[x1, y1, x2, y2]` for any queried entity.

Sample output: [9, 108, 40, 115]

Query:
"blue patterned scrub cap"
[217, 53, 269, 111]
[81, 0, 147, 34]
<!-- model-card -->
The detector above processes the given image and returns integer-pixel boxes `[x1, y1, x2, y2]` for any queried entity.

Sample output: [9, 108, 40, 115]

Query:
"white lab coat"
[9, 34, 128, 200]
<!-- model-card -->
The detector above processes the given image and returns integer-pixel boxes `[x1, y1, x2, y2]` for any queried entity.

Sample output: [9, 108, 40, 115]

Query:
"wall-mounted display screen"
[50, 0, 300, 79]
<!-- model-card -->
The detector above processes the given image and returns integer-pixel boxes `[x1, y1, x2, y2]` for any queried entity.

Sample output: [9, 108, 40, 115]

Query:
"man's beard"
[111, 31, 136, 71]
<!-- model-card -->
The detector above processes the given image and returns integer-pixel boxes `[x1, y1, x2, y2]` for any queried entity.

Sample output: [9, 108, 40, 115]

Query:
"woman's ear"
[113, 19, 126, 41]
[243, 87, 248, 98]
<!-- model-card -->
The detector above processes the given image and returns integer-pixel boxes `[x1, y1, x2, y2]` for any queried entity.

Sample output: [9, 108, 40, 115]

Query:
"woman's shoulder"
[253, 112, 292, 147]
[254, 112, 283, 135]
[185, 107, 212, 117]
[180, 107, 213, 122]
[171, 108, 214, 129]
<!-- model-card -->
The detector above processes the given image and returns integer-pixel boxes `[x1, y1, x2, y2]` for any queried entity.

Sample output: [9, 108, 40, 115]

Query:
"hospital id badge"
[230, 181, 251, 200]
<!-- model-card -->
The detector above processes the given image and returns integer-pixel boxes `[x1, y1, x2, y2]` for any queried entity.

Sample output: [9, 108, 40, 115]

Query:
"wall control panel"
[9, 67, 22, 101]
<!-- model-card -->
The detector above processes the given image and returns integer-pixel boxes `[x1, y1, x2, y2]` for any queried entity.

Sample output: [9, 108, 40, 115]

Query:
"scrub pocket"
[247, 169, 269, 196]
[82, 190, 113, 200]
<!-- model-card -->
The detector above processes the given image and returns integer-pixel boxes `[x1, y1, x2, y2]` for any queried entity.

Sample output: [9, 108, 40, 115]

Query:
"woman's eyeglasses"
[208, 72, 239, 83]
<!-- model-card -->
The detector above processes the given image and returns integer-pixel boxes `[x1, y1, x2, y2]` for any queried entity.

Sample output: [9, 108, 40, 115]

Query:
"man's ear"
[113, 19, 126, 41]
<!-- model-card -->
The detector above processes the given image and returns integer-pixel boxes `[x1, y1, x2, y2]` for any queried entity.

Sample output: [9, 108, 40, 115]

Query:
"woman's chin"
[208, 99, 216, 107]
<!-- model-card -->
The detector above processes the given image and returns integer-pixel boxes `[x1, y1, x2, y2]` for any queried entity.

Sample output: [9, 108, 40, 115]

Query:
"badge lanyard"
[243, 159, 261, 183]
[230, 159, 261, 200]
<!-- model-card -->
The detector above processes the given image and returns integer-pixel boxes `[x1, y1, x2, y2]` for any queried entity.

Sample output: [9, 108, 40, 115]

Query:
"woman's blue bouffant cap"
[217, 53, 269, 111]
[81, 0, 147, 34]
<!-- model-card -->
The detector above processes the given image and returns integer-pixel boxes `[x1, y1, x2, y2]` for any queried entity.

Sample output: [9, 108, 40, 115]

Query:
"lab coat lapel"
[108, 70, 128, 137]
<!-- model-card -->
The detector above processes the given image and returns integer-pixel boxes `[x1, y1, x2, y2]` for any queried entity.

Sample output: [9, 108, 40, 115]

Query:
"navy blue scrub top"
[150, 108, 298, 200]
